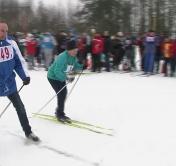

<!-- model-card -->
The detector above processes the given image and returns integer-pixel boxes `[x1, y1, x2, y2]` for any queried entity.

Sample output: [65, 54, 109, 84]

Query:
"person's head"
[66, 40, 78, 56]
[147, 30, 155, 37]
[117, 31, 124, 37]
[94, 33, 101, 39]
[0, 22, 8, 40]
[104, 31, 109, 37]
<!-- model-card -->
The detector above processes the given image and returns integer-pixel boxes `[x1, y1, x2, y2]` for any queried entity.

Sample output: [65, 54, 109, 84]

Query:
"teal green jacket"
[47, 51, 83, 82]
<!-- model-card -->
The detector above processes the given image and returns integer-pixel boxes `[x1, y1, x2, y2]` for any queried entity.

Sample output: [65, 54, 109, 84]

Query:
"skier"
[47, 40, 83, 123]
[0, 21, 39, 142]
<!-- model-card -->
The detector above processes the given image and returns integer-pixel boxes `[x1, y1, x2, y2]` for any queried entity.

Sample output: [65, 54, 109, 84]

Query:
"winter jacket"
[91, 36, 103, 55]
[77, 37, 87, 54]
[144, 36, 156, 56]
[171, 41, 176, 57]
[0, 38, 29, 96]
[25, 39, 37, 56]
[47, 50, 83, 82]
[103, 36, 111, 53]
[162, 42, 173, 58]
[41, 33, 56, 49]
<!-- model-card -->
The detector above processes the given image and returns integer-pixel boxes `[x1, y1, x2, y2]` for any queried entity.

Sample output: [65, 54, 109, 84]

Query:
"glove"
[23, 77, 30, 85]
[68, 71, 76, 75]
[66, 76, 75, 83]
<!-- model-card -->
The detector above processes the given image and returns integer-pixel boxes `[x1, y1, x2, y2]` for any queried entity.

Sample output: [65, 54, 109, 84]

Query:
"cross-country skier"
[47, 40, 83, 123]
[0, 21, 39, 142]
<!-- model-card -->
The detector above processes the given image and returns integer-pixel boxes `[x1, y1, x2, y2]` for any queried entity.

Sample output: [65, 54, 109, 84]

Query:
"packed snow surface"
[1, 70, 176, 166]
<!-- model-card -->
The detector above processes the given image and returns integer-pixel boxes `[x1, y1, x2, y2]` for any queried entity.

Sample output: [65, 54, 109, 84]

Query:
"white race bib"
[0, 46, 13, 62]
[65, 65, 74, 73]
[146, 37, 155, 42]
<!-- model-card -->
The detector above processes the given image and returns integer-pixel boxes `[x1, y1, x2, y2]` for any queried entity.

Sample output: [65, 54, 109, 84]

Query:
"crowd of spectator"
[12, 29, 176, 77]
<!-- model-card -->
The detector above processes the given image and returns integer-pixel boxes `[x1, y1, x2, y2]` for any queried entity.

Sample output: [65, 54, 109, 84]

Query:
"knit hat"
[67, 40, 77, 50]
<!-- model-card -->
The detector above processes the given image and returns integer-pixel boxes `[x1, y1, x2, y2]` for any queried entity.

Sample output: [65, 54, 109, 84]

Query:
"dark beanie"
[67, 40, 77, 50]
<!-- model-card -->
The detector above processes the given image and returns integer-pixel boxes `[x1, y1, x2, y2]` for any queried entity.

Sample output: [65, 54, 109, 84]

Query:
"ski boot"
[26, 132, 40, 142]
[56, 115, 71, 123]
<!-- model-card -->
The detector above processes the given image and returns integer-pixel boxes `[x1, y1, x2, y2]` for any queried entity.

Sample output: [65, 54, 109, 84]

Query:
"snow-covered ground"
[1, 70, 176, 166]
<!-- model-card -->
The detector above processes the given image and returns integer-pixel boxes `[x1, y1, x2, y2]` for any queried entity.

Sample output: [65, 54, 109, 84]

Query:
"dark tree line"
[76, 0, 176, 35]
[0, 0, 68, 33]
[1, 0, 176, 36]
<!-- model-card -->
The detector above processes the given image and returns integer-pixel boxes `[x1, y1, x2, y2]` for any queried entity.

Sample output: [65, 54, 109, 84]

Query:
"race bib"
[65, 65, 74, 73]
[146, 37, 155, 42]
[0, 46, 13, 62]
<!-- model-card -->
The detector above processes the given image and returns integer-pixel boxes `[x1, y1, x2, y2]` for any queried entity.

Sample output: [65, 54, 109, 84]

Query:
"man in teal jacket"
[47, 40, 83, 122]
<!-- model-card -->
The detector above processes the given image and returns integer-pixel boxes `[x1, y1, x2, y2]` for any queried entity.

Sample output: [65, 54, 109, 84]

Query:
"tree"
[77, 0, 124, 34]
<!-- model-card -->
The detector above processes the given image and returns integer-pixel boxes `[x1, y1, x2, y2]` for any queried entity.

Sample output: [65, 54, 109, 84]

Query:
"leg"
[105, 52, 110, 72]
[91, 54, 96, 72]
[97, 54, 101, 72]
[170, 57, 175, 76]
[144, 53, 149, 73]
[57, 84, 67, 117]
[7, 92, 32, 136]
[148, 54, 155, 74]
[48, 79, 67, 117]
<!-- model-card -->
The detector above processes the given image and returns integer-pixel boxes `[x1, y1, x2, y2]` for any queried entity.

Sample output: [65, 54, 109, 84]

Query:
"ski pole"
[34, 82, 69, 115]
[66, 69, 83, 101]
[0, 85, 24, 118]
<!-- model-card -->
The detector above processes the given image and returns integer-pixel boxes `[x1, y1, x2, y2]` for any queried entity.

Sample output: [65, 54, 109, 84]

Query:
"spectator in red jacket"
[25, 34, 37, 70]
[91, 33, 103, 72]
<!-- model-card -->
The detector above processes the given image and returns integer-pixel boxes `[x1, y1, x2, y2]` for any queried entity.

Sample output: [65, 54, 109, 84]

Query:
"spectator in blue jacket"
[0, 21, 39, 142]
[143, 30, 157, 75]
[40, 32, 57, 71]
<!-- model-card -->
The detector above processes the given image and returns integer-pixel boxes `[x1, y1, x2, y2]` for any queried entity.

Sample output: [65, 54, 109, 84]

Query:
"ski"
[33, 113, 113, 131]
[33, 113, 114, 136]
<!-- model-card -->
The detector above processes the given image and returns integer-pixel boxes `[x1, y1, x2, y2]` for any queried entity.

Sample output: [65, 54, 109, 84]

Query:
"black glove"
[67, 76, 75, 83]
[68, 71, 76, 75]
[23, 77, 30, 85]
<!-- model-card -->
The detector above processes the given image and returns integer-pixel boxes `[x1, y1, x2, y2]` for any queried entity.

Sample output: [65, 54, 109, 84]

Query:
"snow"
[1, 70, 176, 166]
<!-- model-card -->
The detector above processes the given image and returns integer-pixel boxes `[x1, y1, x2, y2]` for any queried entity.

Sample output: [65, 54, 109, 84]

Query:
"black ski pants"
[7, 92, 32, 136]
[48, 78, 67, 117]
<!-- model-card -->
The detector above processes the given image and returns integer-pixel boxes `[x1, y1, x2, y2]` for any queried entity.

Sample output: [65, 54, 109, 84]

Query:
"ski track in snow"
[2, 130, 99, 166]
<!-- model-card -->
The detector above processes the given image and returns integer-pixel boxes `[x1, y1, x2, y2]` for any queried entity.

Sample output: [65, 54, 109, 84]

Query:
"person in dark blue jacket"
[143, 30, 157, 75]
[0, 21, 39, 142]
